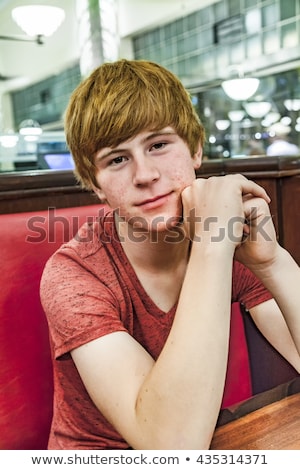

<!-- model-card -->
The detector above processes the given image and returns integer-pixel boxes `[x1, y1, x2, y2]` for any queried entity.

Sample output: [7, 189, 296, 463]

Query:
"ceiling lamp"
[261, 112, 281, 127]
[19, 119, 43, 136]
[215, 119, 230, 130]
[221, 77, 260, 101]
[284, 99, 300, 111]
[240, 118, 254, 128]
[281, 116, 292, 126]
[12, 5, 65, 38]
[0, 132, 19, 148]
[228, 110, 245, 122]
[243, 101, 272, 118]
[268, 122, 291, 137]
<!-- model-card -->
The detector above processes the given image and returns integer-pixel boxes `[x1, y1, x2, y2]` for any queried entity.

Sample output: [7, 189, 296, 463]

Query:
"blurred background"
[0, 0, 299, 172]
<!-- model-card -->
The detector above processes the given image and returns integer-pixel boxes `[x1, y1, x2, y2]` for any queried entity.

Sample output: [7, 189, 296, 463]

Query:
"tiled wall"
[11, 63, 81, 128]
[132, 0, 300, 87]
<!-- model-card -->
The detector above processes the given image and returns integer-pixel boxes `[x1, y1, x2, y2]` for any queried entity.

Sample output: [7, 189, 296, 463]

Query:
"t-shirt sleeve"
[231, 260, 273, 311]
[40, 249, 127, 360]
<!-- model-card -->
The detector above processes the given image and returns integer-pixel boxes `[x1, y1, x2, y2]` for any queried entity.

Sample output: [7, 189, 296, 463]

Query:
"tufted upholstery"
[0, 204, 251, 449]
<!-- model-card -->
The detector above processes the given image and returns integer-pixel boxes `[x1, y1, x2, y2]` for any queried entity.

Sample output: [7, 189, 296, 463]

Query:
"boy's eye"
[109, 156, 127, 165]
[151, 142, 166, 151]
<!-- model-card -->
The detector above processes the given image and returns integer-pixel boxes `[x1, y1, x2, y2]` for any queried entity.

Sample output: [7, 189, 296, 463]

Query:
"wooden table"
[210, 393, 300, 449]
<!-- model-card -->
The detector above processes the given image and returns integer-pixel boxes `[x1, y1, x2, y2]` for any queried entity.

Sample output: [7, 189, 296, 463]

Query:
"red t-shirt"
[40, 210, 272, 449]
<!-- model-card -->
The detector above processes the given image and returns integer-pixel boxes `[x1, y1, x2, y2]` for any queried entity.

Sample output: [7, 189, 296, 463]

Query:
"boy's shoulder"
[55, 208, 117, 261]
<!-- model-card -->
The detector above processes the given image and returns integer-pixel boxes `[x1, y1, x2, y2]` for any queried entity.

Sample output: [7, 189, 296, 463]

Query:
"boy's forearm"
[253, 247, 300, 354]
[135, 243, 234, 449]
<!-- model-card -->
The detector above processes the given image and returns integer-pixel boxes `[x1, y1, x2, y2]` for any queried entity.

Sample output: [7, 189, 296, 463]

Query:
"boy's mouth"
[135, 192, 173, 209]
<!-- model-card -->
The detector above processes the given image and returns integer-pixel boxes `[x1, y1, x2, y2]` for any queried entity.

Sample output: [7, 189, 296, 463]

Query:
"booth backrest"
[0, 205, 106, 450]
[1, 203, 296, 449]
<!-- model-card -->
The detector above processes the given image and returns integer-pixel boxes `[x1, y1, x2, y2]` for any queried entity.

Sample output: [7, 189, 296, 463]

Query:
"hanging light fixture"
[221, 66, 260, 101]
[284, 99, 300, 111]
[215, 119, 231, 130]
[261, 112, 281, 127]
[19, 119, 43, 137]
[243, 101, 272, 118]
[228, 110, 245, 122]
[0, 131, 19, 148]
[11, 5, 65, 39]
[222, 77, 260, 101]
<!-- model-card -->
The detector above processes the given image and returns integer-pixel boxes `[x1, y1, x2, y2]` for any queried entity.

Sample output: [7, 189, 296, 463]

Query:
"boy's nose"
[132, 156, 160, 186]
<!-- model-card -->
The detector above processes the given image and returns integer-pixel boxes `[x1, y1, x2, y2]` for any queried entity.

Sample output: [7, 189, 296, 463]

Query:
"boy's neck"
[115, 215, 191, 272]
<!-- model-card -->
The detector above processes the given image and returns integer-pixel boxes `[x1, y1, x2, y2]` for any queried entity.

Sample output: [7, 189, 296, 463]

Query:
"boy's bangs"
[94, 88, 178, 150]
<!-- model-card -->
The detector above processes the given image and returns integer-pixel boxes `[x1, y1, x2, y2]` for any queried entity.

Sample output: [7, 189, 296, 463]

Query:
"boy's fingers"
[235, 176, 270, 203]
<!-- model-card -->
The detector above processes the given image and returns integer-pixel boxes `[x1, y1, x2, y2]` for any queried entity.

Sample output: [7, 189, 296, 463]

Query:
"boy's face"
[93, 127, 202, 232]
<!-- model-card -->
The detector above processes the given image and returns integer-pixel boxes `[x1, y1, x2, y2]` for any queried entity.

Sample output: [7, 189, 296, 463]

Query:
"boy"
[40, 59, 300, 450]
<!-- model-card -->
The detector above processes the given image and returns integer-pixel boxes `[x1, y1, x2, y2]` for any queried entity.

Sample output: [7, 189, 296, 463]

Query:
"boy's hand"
[234, 195, 280, 272]
[180, 174, 270, 254]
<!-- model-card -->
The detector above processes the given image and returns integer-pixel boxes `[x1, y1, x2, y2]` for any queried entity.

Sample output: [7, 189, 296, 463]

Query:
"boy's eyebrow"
[142, 130, 177, 142]
[96, 148, 127, 161]
[96, 130, 177, 161]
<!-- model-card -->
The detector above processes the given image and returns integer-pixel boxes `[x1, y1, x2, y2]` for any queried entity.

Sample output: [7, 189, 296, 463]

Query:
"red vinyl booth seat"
[0, 205, 106, 450]
[0, 204, 252, 449]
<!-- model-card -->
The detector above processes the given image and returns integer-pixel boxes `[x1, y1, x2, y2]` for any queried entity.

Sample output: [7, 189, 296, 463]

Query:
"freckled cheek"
[104, 185, 129, 208]
[171, 167, 196, 189]
[96, 173, 127, 203]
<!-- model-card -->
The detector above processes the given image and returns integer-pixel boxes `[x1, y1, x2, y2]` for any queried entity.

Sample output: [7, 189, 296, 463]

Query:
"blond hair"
[65, 59, 205, 190]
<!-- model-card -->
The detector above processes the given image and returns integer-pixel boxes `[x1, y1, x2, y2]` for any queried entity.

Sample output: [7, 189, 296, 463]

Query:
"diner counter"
[211, 392, 300, 450]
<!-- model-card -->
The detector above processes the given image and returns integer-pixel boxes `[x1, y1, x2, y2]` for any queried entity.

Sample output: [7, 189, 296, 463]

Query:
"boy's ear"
[192, 141, 203, 170]
[92, 185, 107, 203]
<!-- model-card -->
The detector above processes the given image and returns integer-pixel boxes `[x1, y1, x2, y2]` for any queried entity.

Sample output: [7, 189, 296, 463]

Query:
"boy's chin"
[148, 214, 183, 233]
[125, 214, 181, 232]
